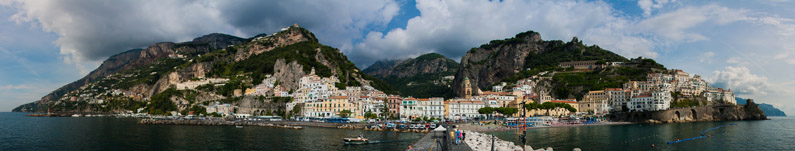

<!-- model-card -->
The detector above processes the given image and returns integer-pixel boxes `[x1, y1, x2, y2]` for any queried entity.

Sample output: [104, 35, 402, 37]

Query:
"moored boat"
[343, 134, 368, 145]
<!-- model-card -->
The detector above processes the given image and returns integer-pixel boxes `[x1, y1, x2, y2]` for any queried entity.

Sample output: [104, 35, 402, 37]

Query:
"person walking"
[450, 130, 455, 145]
[455, 130, 461, 145]
[462, 131, 466, 141]
[457, 130, 463, 145]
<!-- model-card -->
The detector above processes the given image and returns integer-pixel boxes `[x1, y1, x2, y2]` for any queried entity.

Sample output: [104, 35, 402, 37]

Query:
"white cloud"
[787, 59, 795, 64]
[6, 0, 233, 63]
[350, 1, 767, 66]
[774, 52, 789, 59]
[1, 0, 399, 65]
[751, 16, 795, 36]
[638, 0, 674, 16]
[709, 66, 769, 95]
[726, 57, 742, 64]
[634, 5, 752, 44]
[350, 0, 664, 66]
[700, 51, 715, 63]
[0, 84, 32, 89]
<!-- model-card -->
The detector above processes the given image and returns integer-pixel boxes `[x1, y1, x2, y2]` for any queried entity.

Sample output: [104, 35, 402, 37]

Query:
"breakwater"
[464, 131, 578, 151]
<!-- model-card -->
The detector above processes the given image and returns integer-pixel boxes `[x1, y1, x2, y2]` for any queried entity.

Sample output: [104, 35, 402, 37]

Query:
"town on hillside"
[195, 60, 736, 122]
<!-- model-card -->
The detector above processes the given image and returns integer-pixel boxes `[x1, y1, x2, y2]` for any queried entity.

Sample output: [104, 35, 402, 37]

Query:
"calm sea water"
[489, 117, 795, 151]
[0, 112, 423, 151]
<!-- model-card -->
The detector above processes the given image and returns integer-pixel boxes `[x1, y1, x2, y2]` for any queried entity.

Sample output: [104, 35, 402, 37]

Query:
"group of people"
[450, 129, 466, 145]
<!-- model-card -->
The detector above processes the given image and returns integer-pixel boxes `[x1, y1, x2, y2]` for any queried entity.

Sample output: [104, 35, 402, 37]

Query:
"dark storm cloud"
[3, 0, 398, 64]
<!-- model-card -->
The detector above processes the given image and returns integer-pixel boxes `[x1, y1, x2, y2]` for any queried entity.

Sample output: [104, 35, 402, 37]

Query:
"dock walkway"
[408, 125, 472, 151]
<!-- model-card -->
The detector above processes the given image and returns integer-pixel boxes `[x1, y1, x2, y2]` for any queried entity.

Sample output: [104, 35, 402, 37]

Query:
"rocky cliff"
[14, 34, 246, 112]
[363, 53, 459, 98]
[364, 53, 459, 79]
[14, 25, 395, 113]
[736, 97, 787, 116]
[362, 59, 403, 78]
[452, 31, 632, 97]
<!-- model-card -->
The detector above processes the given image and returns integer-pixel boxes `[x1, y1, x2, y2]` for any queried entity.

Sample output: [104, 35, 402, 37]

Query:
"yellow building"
[443, 101, 450, 119]
[244, 88, 257, 95]
[304, 96, 357, 117]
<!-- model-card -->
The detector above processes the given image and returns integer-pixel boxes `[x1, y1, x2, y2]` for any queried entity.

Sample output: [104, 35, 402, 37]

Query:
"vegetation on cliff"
[15, 26, 397, 113]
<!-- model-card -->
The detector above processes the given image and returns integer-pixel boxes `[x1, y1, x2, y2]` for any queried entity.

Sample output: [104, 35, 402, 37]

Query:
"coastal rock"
[463, 131, 559, 151]
[609, 99, 768, 123]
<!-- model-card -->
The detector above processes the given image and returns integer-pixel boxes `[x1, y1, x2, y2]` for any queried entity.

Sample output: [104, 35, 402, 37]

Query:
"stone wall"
[609, 99, 767, 123]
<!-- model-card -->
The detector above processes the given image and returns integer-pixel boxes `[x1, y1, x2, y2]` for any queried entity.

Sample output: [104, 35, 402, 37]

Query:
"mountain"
[14, 25, 395, 113]
[363, 53, 459, 98]
[736, 97, 787, 116]
[452, 31, 665, 99]
[14, 33, 246, 112]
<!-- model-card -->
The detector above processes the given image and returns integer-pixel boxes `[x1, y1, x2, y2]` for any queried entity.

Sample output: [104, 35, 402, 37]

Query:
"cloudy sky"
[0, 0, 793, 114]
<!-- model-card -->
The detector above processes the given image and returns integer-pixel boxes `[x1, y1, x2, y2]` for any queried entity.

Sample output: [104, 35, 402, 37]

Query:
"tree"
[524, 102, 577, 114]
[146, 88, 180, 115]
[478, 107, 496, 119]
[365, 111, 377, 119]
[478, 107, 495, 114]
[496, 107, 519, 117]
[292, 105, 302, 117]
[381, 98, 389, 118]
[339, 110, 352, 118]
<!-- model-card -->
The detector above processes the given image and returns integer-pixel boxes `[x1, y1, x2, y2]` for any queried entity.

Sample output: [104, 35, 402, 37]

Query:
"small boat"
[236, 126, 244, 128]
[72, 114, 81, 117]
[343, 134, 369, 145]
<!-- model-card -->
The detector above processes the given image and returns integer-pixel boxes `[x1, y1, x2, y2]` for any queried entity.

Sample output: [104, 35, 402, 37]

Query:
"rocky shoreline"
[138, 118, 432, 133]
[138, 118, 304, 129]
[464, 131, 580, 151]
[609, 99, 768, 124]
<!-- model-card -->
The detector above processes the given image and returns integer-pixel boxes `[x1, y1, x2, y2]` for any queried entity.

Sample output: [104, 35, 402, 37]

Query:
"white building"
[400, 98, 420, 120]
[704, 88, 736, 104]
[206, 103, 235, 115]
[628, 91, 671, 111]
[447, 100, 485, 120]
[605, 88, 630, 112]
[417, 97, 444, 119]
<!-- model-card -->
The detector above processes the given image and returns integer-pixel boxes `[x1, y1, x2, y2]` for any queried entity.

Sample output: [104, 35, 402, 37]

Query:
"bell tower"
[463, 77, 472, 99]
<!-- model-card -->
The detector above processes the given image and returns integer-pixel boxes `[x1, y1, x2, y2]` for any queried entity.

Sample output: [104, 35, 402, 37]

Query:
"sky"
[0, 0, 793, 114]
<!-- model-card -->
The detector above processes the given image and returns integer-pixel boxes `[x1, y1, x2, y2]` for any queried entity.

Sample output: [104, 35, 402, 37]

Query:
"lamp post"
[520, 100, 527, 150]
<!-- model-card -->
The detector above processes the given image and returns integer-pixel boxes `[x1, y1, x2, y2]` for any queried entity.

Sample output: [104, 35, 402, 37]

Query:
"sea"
[0, 112, 423, 151]
[1, 112, 793, 151]
[488, 116, 795, 151]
